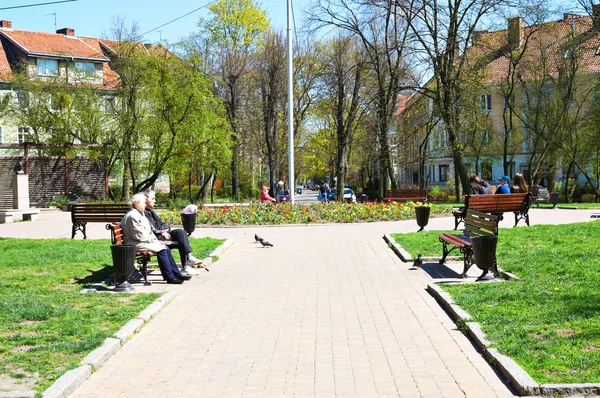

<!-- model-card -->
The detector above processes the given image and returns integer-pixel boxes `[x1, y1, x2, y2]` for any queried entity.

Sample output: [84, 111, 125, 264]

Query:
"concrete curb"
[40, 291, 178, 397]
[426, 283, 600, 396]
[209, 238, 234, 258]
[382, 234, 460, 263]
[79, 338, 121, 370]
[41, 365, 91, 398]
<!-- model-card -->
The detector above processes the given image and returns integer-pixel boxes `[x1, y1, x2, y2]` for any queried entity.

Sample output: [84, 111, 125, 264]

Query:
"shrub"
[428, 185, 449, 201]
[581, 193, 599, 203]
[215, 186, 232, 198]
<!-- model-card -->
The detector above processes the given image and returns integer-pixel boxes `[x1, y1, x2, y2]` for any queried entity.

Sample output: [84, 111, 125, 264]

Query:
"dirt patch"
[17, 321, 40, 326]
[10, 345, 35, 353]
[0, 370, 40, 392]
[555, 328, 576, 338]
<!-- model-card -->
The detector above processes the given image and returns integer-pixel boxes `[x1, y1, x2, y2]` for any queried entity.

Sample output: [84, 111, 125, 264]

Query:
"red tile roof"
[466, 15, 600, 83]
[0, 40, 13, 80]
[0, 28, 108, 61]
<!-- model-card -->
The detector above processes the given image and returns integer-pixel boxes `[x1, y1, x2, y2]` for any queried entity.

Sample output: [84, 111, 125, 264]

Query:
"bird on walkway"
[259, 238, 273, 247]
[413, 254, 423, 268]
[254, 233, 263, 242]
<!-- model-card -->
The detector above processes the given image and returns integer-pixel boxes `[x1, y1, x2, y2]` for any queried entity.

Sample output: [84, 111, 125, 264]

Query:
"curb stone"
[41, 292, 178, 397]
[137, 290, 177, 322]
[382, 234, 460, 263]
[113, 319, 145, 344]
[209, 238, 234, 258]
[427, 284, 600, 396]
[41, 365, 91, 398]
[79, 338, 121, 370]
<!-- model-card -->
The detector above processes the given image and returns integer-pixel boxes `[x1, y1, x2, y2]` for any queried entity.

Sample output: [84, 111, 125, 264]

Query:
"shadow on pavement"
[418, 262, 462, 279]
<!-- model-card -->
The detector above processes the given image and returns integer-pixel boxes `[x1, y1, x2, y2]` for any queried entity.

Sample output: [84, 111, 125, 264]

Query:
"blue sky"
[2, 0, 310, 44]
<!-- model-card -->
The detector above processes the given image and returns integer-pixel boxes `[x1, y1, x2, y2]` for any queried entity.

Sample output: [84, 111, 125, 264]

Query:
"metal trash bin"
[181, 213, 197, 236]
[470, 235, 498, 280]
[415, 206, 431, 232]
[110, 244, 136, 291]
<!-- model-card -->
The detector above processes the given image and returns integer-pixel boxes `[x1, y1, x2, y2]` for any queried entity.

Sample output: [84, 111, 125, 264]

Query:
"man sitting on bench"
[143, 189, 203, 275]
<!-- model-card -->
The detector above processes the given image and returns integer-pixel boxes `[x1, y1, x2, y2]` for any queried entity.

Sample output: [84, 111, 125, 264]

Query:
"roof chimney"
[508, 17, 524, 50]
[56, 27, 75, 36]
[593, 4, 600, 30]
[0, 20, 12, 29]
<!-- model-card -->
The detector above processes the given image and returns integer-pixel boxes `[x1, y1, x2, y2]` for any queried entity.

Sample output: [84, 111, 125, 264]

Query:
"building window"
[482, 162, 492, 181]
[18, 126, 31, 144]
[480, 94, 492, 112]
[37, 58, 58, 76]
[75, 62, 95, 77]
[481, 129, 491, 146]
[439, 165, 449, 182]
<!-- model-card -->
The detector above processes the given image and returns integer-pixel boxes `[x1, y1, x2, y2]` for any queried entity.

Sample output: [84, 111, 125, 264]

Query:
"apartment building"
[396, 9, 600, 190]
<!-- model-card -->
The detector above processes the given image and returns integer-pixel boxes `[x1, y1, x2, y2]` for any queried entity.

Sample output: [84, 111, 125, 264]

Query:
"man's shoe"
[177, 274, 192, 281]
[166, 277, 184, 284]
[186, 255, 203, 266]
[182, 265, 201, 275]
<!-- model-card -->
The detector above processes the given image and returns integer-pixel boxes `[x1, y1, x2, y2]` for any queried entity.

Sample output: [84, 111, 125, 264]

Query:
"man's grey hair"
[128, 193, 147, 207]
[142, 189, 155, 198]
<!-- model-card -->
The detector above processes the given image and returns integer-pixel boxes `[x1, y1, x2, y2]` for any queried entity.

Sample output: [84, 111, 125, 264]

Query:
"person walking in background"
[469, 175, 493, 194]
[511, 173, 528, 193]
[496, 176, 511, 194]
[318, 182, 328, 203]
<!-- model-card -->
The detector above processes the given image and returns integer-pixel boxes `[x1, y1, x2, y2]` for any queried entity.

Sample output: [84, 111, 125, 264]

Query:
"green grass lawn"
[0, 236, 224, 393]
[392, 221, 600, 384]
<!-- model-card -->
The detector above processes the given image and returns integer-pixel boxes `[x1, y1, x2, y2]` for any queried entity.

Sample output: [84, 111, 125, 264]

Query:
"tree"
[198, 0, 269, 200]
[399, 0, 510, 197]
[309, 0, 411, 197]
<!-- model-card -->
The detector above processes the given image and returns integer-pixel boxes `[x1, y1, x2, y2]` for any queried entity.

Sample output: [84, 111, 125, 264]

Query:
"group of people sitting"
[469, 173, 528, 195]
[260, 181, 290, 203]
[121, 190, 204, 285]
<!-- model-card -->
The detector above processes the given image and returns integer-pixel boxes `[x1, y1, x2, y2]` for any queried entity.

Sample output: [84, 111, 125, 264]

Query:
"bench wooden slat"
[71, 203, 130, 239]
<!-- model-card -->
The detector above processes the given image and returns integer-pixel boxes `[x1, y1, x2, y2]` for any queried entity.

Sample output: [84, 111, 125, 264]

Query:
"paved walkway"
[1, 209, 598, 397]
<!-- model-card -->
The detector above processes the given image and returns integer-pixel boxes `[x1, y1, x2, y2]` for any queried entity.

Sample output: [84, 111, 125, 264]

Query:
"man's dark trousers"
[157, 229, 192, 267]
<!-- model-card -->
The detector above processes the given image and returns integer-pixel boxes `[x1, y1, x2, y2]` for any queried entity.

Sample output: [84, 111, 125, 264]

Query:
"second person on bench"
[143, 189, 204, 275]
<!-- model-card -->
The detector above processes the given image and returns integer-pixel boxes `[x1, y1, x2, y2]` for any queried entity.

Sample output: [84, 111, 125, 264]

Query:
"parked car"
[329, 188, 356, 203]
[310, 186, 319, 191]
[296, 186, 303, 195]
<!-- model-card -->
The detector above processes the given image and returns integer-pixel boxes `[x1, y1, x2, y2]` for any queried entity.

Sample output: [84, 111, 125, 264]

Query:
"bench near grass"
[384, 189, 428, 203]
[71, 203, 130, 239]
[106, 222, 209, 286]
[0, 208, 40, 224]
[452, 193, 530, 230]
[439, 210, 499, 278]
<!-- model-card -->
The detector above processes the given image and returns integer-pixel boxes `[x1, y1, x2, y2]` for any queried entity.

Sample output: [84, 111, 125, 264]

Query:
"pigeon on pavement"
[259, 238, 273, 247]
[255, 234, 263, 242]
[413, 254, 423, 268]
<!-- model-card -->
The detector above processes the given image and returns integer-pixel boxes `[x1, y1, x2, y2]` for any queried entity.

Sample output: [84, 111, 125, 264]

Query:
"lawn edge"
[39, 291, 178, 398]
[427, 283, 600, 396]
[382, 233, 460, 263]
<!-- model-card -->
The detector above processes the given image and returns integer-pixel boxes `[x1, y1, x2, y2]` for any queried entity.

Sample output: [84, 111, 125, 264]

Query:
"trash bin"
[415, 206, 431, 232]
[110, 244, 136, 291]
[181, 213, 197, 236]
[549, 192, 560, 208]
[470, 235, 498, 280]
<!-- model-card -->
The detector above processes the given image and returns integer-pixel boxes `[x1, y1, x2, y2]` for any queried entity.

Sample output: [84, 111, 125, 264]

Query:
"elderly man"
[142, 189, 204, 275]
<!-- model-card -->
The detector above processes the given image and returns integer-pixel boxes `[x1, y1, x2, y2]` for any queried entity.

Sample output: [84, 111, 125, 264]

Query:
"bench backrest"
[72, 203, 130, 223]
[386, 189, 428, 198]
[465, 193, 529, 212]
[464, 210, 498, 237]
[106, 223, 124, 245]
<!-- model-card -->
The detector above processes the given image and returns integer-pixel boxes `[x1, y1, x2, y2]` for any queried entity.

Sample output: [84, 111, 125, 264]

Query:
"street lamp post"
[287, 0, 295, 204]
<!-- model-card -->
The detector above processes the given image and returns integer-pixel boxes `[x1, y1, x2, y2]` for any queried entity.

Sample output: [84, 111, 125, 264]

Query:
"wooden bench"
[452, 193, 530, 230]
[384, 189, 428, 203]
[439, 210, 499, 278]
[71, 203, 130, 239]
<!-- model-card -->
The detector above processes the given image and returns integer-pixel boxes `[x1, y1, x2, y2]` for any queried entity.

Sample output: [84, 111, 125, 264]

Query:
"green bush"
[581, 193, 599, 203]
[429, 185, 449, 201]
[215, 186, 232, 198]
[108, 183, 122, 201]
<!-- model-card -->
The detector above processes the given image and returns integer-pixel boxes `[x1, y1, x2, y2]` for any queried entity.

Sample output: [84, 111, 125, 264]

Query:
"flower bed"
[159, 201, 453, 226]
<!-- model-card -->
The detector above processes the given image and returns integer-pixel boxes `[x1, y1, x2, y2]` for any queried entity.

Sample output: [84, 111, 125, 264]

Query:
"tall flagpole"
[287, 0, 295, 204]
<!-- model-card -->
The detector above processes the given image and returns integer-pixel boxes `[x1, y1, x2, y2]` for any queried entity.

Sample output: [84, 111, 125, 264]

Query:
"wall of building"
[0, 156, 106, 208]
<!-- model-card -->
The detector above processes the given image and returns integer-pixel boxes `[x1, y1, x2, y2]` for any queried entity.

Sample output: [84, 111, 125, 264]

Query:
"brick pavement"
[67, 222, 517, 397]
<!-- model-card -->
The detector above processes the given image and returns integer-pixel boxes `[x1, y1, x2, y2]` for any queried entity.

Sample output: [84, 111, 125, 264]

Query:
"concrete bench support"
[0, 209, 41, 224]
